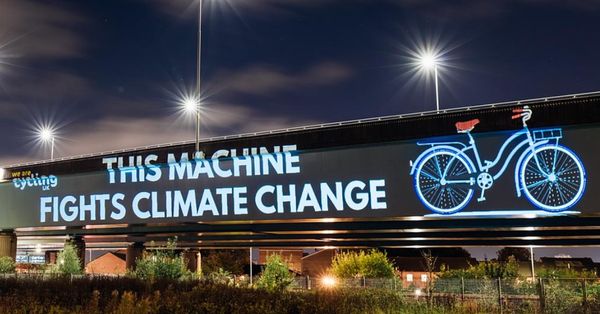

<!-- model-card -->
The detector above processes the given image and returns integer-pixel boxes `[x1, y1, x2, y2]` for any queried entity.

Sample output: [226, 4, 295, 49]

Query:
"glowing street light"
[38, 127, 56, 160]
[320, 275, 337, 289]
[418, 52, 441, 112]
[179, 94, 201, 153]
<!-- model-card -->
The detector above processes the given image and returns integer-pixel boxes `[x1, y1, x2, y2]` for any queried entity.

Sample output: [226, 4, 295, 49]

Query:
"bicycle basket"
[532, 128, 562, 142]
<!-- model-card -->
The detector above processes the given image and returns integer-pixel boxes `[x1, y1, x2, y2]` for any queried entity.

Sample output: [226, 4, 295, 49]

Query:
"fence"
[289, 276, 600, 313]
[4, 273, 599, 313]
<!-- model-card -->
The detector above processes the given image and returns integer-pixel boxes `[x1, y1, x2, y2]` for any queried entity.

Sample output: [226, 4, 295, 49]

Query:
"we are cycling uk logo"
[13, 173, 59, 191]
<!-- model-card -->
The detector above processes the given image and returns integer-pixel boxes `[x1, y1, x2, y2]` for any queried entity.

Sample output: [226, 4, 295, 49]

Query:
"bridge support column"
[184, 250, 200, 274]
[0, 231, 17, 260]
[126, 242, 145, 270]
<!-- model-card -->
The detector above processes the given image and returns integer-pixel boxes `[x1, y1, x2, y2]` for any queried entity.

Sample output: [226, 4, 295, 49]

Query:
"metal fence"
[4, 273, 599, 313]
[289, 276, 600, 313]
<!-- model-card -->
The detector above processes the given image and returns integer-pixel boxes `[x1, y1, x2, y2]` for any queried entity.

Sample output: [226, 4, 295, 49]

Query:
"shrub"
[331, 249, 395, 279]
[437, 256, 519, 280]
[206, 268, 234, 286]
[256, 254, 295, 291]
[54, 241, 82, 275]
[130, 238, 191, 281]
[0, 276, 409, 313]
[203, 250, 248, 275]
[0, 256, 15, 274]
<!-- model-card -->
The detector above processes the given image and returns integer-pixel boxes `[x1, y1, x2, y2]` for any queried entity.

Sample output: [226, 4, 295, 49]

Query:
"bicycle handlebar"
[511, 106, 532, 121]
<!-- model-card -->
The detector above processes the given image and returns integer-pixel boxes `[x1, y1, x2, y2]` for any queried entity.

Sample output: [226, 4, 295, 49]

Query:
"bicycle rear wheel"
[520, 145, 586, 212]
[414, 150, 474, 214]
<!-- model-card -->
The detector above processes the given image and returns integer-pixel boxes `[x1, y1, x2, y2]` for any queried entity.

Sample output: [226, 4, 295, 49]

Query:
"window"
[421, 274, 428, 282]
[406, 274, 413, 282]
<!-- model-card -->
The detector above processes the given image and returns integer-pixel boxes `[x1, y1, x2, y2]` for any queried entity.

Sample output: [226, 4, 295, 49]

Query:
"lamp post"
[419, 53, 441, 112]
[39, 127, 56, 160]
[530, 246, 536, 281]
[195, 0, 203, 153]
[182, 96, 201, 153]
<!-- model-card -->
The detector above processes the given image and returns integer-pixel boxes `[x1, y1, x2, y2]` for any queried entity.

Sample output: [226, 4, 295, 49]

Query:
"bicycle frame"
[410, 127, 552, 189]
[458, 128, 550, 180]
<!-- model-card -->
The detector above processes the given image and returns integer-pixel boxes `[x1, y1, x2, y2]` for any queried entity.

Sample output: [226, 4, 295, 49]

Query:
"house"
[394, 256, 477, 289]
[539, 257, 598, 273]
[302, 249, 337, 277]
[85, 251, 127, 275]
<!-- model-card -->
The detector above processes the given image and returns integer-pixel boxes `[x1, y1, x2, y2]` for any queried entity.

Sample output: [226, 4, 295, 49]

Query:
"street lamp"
[193, 0, 204, 154]
[38, 127, 56, 160]
[418, 52, 441, 112]
[180, 95, 201, 153]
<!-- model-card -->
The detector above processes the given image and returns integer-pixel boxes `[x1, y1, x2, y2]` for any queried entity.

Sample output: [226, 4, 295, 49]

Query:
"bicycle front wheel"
[520, 145, 586, 212]
[414, 150, 474, 215]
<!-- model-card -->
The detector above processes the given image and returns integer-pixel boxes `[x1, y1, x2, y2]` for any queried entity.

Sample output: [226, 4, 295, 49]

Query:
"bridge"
[0, 91, 599, 265]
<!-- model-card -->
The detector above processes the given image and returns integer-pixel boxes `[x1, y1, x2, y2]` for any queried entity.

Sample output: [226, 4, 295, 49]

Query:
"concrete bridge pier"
[0, 231, 17, 260]
[126, 242, 145, 270]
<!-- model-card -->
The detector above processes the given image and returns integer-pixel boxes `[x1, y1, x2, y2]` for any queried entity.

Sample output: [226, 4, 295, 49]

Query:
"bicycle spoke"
[556, 163, 578, 176]
[552, 145, 559, 173]
[420, 169, 440, 181]
[526, 179, 548, 190]
[416, 151, 473, 212]
[433, 154, 443, 178]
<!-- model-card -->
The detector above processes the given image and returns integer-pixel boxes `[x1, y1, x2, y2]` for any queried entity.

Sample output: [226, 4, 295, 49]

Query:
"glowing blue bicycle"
[409, 106, 586, 215]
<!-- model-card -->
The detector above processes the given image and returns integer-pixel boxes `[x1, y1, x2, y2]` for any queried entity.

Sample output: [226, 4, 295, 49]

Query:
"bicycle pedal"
[477, 197, 486, 202]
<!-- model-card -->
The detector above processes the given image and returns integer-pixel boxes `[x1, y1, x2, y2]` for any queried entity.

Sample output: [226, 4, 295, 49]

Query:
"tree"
[437, 256, 519, 279]
[330, 250, 395, 279]
[256, 254, 295, 291]
[0, 256, 15, 273]
[203, 250, 248, 275]
[131, 238, 191, 281]
[421, 250, 438, 301]
[56, 241, 82, 275]
[497, 247, 531, 262]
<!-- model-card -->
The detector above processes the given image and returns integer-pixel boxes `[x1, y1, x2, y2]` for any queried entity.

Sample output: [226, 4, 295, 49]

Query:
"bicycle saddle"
[455, 119, 480, 133]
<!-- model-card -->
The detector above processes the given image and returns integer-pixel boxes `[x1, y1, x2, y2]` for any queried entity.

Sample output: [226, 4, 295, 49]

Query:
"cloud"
[3, 71, 92, 101]
[386, 0, 600, 19]
[214, 62, 354, 95]
[147, 0, 337, 17]
[0, 0, 87, 60]
[0, 102, 321, 166]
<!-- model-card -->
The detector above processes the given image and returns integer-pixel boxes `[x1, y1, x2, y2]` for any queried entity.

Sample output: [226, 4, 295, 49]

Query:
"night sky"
[2, 0, 600, 165]
[1, 0, 600, 259]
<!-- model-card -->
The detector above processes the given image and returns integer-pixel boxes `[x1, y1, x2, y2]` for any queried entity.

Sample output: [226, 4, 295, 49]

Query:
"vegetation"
[203, 249, 248, 275]
[0, 256, 15, 274]
[255, 254, 295, 291]
[0, 276, 411, 314]
[497, 247, 531, 261]
[330, 249, 395, 279]
[130, 238, 192, 281]
[206, 268, 235, 286]
[53, 241, 82, 275]
[437, 256, 519, 279]
[537, 267, 597, 279]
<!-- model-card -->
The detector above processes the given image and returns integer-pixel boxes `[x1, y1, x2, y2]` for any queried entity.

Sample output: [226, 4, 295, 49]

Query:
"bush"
[0, 256, 15, 274]
[0, 276, 408, 313]
[255, 254, 295, 292]
[130, 238, 191, 281]
[203, 250, 248, 275]
[330, 249, 395, 279]
[206, 268, 234, 286]
[437, 256, 519, 280]
[53, 241, 82, 275]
